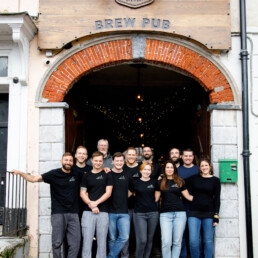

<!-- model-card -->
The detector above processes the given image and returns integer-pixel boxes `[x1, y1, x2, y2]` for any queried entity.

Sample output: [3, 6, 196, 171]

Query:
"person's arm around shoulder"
[12, 170, 42, 183]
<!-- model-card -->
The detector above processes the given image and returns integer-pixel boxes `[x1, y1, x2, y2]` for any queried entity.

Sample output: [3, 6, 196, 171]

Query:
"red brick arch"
[42, 39, 234, 103]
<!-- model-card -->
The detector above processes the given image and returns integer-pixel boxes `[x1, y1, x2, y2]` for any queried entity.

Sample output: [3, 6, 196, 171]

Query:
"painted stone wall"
[210, 109, 240, 257]
[38, 105, 67, 258]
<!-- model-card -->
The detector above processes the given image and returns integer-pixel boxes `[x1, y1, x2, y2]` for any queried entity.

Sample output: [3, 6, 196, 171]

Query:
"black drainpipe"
[239, 0, 253, 257]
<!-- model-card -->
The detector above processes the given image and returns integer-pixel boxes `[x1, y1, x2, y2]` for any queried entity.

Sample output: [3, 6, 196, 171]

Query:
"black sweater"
[186, 175, 221, 218]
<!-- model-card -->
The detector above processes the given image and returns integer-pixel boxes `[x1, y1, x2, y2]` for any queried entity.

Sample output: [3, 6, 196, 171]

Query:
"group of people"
[12, 138, 221, 258]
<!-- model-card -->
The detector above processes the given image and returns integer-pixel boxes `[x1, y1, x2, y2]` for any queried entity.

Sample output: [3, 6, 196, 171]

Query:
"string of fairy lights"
[84, 85, 198, 146]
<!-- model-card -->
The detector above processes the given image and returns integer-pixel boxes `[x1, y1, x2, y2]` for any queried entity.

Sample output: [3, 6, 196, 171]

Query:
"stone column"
[209, 107, 241, 257]
[37, 102, 68, 258]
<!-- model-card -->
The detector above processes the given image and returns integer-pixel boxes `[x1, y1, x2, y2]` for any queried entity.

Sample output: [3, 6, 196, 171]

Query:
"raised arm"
[12, 170, 42, 183]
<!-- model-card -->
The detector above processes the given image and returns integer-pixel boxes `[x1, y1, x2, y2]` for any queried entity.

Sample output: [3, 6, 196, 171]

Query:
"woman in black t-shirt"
[186, 157, 221, 258]
[157, 160, 193, 258]
[130, 162, 159, 258]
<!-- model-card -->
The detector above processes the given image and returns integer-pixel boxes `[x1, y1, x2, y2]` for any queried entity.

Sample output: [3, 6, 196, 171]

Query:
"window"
[0, 57, 8, 77]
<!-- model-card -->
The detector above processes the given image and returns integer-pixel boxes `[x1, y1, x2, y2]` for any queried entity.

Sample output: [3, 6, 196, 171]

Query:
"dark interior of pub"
[64, 64, 210, 162]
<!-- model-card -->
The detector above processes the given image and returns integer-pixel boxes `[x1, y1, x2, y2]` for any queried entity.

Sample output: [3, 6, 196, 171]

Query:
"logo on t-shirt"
[147, 184, 154, 189]
[132, 173, 139, 178]
[171, 183, 179, 188]
[69, 177, 75, 182]
[96, 175, 103, 180]
[119, 175, 126, 180]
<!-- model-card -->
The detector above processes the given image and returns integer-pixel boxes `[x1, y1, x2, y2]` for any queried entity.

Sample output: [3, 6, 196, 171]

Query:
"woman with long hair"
[157, 160, 193, 258]
[129, 162, 160, 258]
[187, 156, 221, 258]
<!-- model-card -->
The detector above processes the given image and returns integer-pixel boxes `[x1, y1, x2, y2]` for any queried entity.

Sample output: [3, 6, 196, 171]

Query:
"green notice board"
[219, 159, 238, 183]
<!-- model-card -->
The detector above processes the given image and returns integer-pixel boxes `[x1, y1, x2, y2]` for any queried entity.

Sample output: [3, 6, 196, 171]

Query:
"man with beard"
[178, 148, 200, 258]
[12, 152, 81, 258]
[87, 139, 113, 172]
[139, 146, 162, 179]
[121, 147, 140, 258]
[169, 147, 181, 168]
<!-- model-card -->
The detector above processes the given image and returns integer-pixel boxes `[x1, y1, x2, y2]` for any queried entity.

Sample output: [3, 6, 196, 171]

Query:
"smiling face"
[181, 151, 194, 166]
[75, 147, 88, 164]
[165, 162, 174, 178]
[126, 149, 137, 165]
[200, 160, 211, 176]
[169, 148, 180, 163]
[92, 155, 104, 170]
[142, 147, 152, 161]
[112, 156, 125, 170]
[61, 155, 74, 171]
[140, 164, 152, 179]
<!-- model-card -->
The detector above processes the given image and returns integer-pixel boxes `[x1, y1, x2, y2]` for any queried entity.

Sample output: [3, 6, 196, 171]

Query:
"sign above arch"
[38, 0, 231, 50]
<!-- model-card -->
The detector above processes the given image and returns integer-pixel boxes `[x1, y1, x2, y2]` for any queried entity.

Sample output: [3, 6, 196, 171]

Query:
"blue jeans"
[188, 217, 215, 258]
[107, 213, 130, 258]
[160, 212, 187, 258]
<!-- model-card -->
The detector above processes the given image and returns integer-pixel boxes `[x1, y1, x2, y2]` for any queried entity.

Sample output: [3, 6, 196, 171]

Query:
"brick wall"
[42, 38, 234, 104]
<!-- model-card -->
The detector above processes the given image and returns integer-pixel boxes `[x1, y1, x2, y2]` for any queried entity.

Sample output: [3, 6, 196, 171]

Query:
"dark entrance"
[0, 94, 8, 224]
[65, 64, 210, 161]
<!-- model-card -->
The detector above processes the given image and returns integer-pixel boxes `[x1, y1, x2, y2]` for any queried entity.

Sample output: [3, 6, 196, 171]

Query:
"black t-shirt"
[123, 164, 140, 209]
[81, 170, 113, 212]
[186, 174, 221, 218]
[72, 164, 92, 180]
[123, 164, 140, 179]
[109, 170, 130, 214]
[72, 164, 92, 214]
[157, 179, 186, 213]
[130, 178, 159, 213]
[42, 168, 80, 214]
[138, 161, 162, 179]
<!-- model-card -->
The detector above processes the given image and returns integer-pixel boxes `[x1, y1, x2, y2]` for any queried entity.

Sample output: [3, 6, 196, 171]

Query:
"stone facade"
[38, 104, 67, 257]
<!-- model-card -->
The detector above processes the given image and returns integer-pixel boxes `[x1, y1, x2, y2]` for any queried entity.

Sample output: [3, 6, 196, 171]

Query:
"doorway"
[64, 64, 210, 161]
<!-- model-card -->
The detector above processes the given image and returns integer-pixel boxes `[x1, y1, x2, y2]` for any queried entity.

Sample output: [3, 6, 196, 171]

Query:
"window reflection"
[0, 57, 8, 77]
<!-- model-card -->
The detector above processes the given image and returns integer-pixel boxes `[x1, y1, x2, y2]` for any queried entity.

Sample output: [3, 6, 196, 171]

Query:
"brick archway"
[42, 38, 234, 103]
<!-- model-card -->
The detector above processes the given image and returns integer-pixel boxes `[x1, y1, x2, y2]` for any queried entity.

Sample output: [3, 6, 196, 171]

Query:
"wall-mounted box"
[219, 159, 238, 183]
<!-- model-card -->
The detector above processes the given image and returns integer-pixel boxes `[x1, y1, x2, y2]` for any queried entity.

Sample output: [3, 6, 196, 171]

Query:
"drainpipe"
[239, 0, 253, 257]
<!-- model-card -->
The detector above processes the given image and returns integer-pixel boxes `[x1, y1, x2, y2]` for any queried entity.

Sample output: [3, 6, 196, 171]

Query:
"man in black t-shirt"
[80, 151, 113, 258]
[73, 145, 92, 176]
[121, 147, 140, 258]
[72, 146, 92, 258]
[12, 152, 81, 258]
[108, 152, 131, 258]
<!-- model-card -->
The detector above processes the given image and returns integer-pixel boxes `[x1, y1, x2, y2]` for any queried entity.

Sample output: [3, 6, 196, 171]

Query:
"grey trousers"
[133, 211, 159, 258]
[51, 213, 81, 258]
[81, 211, 109, 258]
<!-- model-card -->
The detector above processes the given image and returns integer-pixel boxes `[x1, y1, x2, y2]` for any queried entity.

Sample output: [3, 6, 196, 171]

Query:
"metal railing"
[0, 171, 27, 237]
